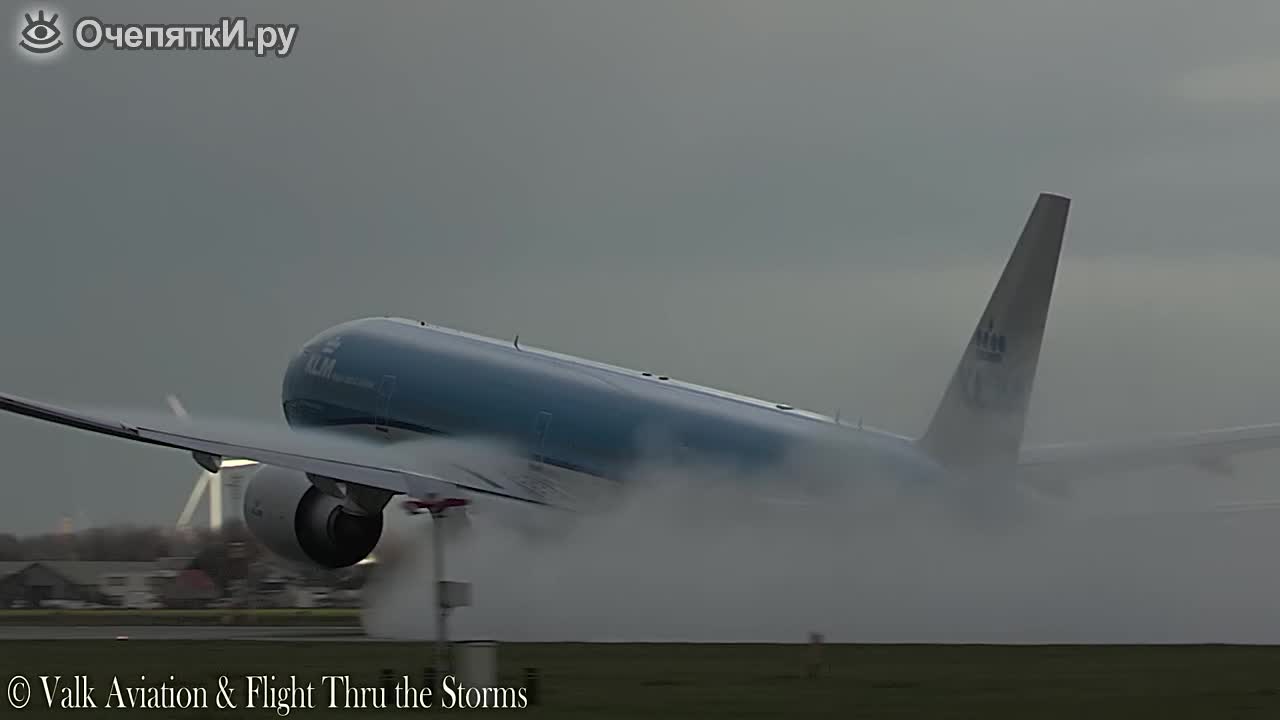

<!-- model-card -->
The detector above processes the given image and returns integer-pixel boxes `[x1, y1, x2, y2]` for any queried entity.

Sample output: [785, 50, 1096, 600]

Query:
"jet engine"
[242, 465, 384, 569]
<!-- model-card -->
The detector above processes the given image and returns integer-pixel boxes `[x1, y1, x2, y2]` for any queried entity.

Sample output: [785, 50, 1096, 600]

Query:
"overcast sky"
[4, 1, 1280, 533]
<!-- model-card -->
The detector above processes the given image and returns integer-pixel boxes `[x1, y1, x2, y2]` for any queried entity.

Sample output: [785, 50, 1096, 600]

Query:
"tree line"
[0, 522, 256, 562]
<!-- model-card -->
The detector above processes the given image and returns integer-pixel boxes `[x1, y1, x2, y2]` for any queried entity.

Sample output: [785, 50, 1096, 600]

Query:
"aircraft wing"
[0, 389, 561, 508]
[1017, 423, 1280, 481]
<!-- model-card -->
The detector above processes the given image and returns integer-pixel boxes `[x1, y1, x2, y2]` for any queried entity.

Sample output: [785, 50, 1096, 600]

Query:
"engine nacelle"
[242, 465, 384, 569]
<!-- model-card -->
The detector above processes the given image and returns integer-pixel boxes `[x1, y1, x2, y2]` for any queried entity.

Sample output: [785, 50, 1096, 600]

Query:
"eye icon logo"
[19, 9, 62, 54]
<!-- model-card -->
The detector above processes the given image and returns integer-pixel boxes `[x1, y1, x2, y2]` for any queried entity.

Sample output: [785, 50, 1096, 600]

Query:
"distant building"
[0, 562, 99, 608]
[157, 568, 219, 609]
[0, 557, 364, 610]
[0, 561, 175, 609]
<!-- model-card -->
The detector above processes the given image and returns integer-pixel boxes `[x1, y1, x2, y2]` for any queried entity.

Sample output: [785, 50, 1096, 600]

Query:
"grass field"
[2, 641, 1280, 718]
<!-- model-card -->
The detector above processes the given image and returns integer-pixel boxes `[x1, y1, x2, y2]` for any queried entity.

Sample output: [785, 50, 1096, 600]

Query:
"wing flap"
[1018, 423, 1280, 480]
[0, 390, 557, 508]
[0, 391, 171, 447]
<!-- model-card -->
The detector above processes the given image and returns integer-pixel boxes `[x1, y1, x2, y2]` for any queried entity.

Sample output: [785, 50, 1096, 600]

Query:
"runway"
[0, 625, 374, 641]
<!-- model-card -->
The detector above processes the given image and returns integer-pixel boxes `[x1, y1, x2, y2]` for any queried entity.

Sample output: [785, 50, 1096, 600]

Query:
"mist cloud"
[364, 453, 1280, 644]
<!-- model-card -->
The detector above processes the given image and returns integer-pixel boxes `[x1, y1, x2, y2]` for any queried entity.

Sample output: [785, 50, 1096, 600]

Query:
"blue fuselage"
[280, 317, 945, 489]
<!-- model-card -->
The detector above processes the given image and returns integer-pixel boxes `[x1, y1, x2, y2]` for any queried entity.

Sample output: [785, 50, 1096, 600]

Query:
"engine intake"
[242, 465, 383, 569]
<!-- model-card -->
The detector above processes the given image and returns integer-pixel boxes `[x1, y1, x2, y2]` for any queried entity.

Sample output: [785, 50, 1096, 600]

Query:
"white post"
[433, 510, 448, 678]
[421, 499, 471, 680]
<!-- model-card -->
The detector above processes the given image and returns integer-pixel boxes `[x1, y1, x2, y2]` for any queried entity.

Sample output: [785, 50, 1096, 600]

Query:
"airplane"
[4, 192, 1280, 569]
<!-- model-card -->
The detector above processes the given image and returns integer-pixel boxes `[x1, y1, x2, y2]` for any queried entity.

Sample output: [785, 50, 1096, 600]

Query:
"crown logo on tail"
[973, 316, 1006, 363]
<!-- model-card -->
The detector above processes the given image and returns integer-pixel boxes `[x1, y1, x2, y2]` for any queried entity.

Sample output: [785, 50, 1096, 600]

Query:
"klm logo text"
[305, 354, 337, 380]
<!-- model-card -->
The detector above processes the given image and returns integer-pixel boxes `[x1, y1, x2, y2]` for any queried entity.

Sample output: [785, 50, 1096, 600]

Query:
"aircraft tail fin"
[919, 193, 1070, 469]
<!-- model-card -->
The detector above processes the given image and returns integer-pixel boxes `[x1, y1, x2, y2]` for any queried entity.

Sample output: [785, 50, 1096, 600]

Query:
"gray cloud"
[1175, 58, 1280, 104]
